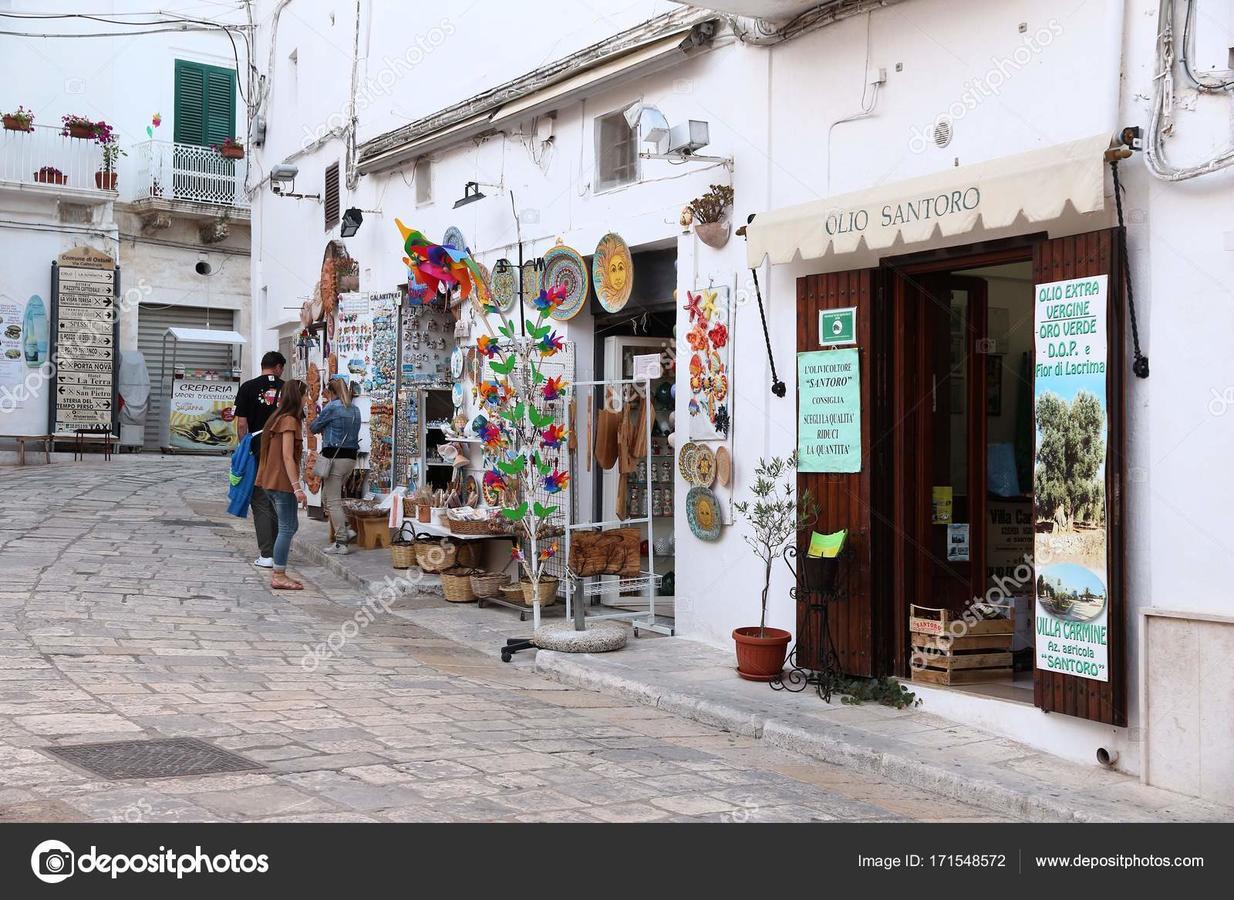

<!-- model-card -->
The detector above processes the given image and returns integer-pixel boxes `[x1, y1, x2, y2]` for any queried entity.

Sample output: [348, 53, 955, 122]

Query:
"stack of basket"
[470, 571, 508, 601]
[440, 567, 482, 603]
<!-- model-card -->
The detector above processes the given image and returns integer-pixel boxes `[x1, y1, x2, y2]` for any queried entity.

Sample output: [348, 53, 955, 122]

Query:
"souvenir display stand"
[563, 375, 673, 637]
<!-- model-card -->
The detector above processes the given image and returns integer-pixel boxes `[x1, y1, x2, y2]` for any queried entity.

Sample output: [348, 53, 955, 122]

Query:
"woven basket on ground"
[521, 576, 558, 607]
[441, 567, 481, 603]
[470, 571, 509, 599]
[390, 521, 417, 569]
[414, 539, 457, 573]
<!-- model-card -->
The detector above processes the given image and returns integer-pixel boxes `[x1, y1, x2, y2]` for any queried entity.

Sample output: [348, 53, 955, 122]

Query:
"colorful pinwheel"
[543, 375, 566, 402]
[543, 470, 569, 494]
[477, 334, 500, 358]
[478, 381, 502, 407]
[538, 542, 558, 562]
[481, 422, 506, 449]
[540, 423, 568, 449]
[484, 469, 508, 493]
[538, 332, 565, 357]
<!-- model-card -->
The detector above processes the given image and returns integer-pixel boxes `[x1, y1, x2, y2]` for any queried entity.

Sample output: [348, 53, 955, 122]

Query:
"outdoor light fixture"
[624, 101, 671, 153]
[453, 181, 485, 208]
[269, 162, 320, 200]
[340, 207, 363, 237]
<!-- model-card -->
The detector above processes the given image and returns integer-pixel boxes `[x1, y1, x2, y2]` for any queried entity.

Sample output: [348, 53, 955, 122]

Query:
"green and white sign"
[797, 348, 861, 473]
[819, 306, 856, 346]
[1033, 274, 1109, 683]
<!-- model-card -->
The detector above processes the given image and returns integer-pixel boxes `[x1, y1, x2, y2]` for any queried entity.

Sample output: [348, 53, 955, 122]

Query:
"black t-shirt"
[234, 373, 283, 454]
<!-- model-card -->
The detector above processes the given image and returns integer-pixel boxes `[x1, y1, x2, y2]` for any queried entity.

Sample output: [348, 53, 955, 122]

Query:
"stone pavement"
[0, 456, 1010, 823]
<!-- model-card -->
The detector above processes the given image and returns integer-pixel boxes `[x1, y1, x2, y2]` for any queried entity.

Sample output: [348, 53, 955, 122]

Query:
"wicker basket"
[470, 571, 509, 599]
[448, 515, 503, 536]
[390, 522, 417, 569]
[500, 584, 524, 604]
[414, 539, 457, 573]
[521, 576, 558, 607]
[417, 504, 431, 523]
[441, 567, 481, 603]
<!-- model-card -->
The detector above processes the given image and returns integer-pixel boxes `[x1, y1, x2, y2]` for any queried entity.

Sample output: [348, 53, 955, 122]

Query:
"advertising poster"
[0, 297, 24, 386]
[1032, 274, 1109, 682]
[167, 378, 238, 451]
[796, 348, 860, 473]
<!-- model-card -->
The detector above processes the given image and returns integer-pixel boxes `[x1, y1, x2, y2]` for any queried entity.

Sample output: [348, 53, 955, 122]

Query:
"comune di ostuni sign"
[1032, 274, 1109, 683]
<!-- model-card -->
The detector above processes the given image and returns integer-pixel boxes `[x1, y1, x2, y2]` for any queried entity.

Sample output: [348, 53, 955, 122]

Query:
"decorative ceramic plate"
[592, 232, 633, 313]
[464, 474, 479, 503]
[716, 445, 732, 488]
[691, 443, 717, 487]
[452, 381, 466, 408]
[443, 225, 468, 253]
[491, 259, 517, 313]
[686, 486, 722, 542]
[541, 243, 589, 320]
[677, 441, 699, 482]
[520, 260, 541, 305]
[450, 346, 464, 378]
[471, 260, 493, 307]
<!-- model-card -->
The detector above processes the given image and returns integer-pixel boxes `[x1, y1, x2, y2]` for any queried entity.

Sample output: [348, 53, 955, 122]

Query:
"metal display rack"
[563, 376, 673, 637]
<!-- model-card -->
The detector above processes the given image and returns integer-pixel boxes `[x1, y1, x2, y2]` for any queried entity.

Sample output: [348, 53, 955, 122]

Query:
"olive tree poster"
[1032, 274, 1109, 682]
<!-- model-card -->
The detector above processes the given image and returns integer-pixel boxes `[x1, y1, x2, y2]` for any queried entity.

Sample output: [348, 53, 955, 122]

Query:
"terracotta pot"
[34, 170, 67, 185]
[220, 145, 244, 159]
[732, 626, 791, 681]
[67, 123, 94, 140]
[94, 171, 117, 191]
[3, 116, 33, 132]
[694, 220, 731, 249]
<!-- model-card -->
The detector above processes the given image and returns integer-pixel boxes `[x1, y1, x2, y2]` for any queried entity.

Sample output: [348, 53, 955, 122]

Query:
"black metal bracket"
[770, 545, 844, 701]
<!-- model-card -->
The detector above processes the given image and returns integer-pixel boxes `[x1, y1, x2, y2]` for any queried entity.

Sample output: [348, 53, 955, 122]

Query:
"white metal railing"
[129, 139, 249, 209]
[0, 124, 106, 191]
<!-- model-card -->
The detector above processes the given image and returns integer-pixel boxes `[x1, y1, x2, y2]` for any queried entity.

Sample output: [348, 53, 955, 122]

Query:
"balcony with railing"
[127, 139, 250, 214]
[0, 124, 109, 198]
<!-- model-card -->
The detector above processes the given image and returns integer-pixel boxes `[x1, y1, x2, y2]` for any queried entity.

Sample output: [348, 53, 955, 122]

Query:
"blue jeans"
[267, 489, 300, 571]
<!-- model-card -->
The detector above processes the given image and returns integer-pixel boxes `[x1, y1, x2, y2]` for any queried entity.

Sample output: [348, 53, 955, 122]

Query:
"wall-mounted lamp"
[269, 163, 321, 200]
[340, 207, 363, 237]
[453, 181, 486, 208]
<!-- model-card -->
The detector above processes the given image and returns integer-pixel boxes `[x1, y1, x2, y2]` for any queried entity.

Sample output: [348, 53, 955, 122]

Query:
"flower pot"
[732, 626, 791, 681]
[220, 145, 244, 159]
[34, 170, 67, 185]
[3, 116, 32, 132]
[801, 555, 839, 594]
[94, 171, 117, 191]
[694, 220, 731, 249]
[67, 123, 94, 140]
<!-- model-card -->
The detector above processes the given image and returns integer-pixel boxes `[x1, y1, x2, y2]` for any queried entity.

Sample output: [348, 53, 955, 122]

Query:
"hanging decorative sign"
[685, 285, 733, 440]
[1033, 274, 1110, 683]
[819, 306, 856, 346]
[541, 243, 589, 320]
[50, 247, 117, 434]
[592, 232, 633, 313]
[796, 348, 860, 473]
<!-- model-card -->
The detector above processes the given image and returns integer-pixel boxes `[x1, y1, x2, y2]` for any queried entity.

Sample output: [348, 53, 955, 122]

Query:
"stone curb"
[533, 650, 1098, 823]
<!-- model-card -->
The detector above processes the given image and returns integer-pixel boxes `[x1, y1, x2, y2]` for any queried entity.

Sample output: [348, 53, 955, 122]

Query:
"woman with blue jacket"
[311, 377, 362, 554]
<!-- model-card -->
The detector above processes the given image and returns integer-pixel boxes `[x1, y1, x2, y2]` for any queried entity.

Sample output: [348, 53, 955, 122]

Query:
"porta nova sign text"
[823, 187, 982, 236]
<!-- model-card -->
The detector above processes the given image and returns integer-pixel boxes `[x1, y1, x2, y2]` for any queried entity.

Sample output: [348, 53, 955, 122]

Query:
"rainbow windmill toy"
[395, 219, 491, 306]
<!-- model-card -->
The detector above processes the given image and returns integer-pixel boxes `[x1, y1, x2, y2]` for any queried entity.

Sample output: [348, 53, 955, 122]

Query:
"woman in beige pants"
[310, 378, 362, 554]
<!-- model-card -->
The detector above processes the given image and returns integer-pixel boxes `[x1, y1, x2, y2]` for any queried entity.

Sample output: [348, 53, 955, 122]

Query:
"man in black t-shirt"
[235, 350, 285, 569]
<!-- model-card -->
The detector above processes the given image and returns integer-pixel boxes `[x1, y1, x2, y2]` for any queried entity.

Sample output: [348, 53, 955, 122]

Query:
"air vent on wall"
[933, 119, 953, 148]
[324, 161, 340, 230]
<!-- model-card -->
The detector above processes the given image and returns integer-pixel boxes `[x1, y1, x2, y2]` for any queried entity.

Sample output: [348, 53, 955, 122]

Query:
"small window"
[594, 108, 638, 191]
[324, 161, 340, 230]
[414, 157, 432, 205]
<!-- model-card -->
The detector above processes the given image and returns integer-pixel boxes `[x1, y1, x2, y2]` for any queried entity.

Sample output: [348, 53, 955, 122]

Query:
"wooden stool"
[352, 514, 391, 550]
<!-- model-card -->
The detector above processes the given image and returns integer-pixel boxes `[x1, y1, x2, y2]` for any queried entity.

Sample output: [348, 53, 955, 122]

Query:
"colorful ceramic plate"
[491, 259, 517, 313]
[520, 260, 541, 305]
[592, 232, 633, 313]
[541, 243, 589, 320]
[716, 445, 732, 487]
[692, 443, 716, 488]
[443, 226, 468, 253]
[686, 486, 722, 541]
[677, 441, 699, 482]
[450, 346, 464, 379]
[452, 381, 466, 408]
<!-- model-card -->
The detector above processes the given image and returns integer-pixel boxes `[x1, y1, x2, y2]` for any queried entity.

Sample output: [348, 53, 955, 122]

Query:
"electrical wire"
[1181, 0, 1234, 91]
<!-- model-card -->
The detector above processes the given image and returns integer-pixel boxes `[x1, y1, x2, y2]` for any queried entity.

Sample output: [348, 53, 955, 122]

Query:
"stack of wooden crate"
[909, 604, 1014, 685]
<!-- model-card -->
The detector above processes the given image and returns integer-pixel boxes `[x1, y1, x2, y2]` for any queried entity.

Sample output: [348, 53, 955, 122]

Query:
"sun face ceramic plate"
[491, 259, 518, 313]
[443, 226, 468, 253]
[686, 486, 722, 541]
[541, 244, 589, 321]
[592, 233, 633, 313]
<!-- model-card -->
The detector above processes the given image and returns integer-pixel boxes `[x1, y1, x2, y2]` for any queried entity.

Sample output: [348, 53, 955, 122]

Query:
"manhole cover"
[44, 737, 264, 780]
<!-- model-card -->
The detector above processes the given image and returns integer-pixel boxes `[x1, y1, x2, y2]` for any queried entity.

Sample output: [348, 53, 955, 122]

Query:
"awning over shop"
[746, 133, 1110, 267]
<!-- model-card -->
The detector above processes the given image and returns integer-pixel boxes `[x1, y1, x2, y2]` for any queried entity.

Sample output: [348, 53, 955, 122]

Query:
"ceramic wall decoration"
[450, 346, 464, 378]
[686, 486, 722, 541]
[684, 284, 733, 440]
[592, 232, 633, 313]
[677, 440, 699, 482]
[716, 445, 732, 487]
[520, 259, 541, 305]
[691, 443, 717, 487]
[541, 242, 589, 320]
[491, 259, 518, 313]
[443, 225, 468, 253]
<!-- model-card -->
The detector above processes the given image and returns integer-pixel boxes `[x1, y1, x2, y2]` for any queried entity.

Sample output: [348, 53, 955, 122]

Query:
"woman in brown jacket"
[255, 379, 308, 589]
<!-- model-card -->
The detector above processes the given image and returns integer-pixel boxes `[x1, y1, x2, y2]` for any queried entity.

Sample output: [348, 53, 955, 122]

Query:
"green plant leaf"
[498, 322, 514, 340]
[501, 501, 529, 522]
[530, 322, 551, 340]
[496, 456, 526, 476]
[490, 356, 516, 376]
[528, 406, 552, 429]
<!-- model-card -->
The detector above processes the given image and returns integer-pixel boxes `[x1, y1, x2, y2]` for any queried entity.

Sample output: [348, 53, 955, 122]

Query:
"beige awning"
[746, 134, 1111, 267]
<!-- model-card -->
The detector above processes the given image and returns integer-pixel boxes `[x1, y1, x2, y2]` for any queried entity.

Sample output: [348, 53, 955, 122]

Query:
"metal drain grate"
[44, 737, 264, 780]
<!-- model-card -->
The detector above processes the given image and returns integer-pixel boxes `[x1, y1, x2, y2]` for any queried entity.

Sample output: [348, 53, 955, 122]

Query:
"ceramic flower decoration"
[708, 322, 728, 349]
[687, 323, 709, 351]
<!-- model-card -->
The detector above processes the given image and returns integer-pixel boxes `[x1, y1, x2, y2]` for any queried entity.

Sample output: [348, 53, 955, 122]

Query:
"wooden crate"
[909, 604, 1014, 685]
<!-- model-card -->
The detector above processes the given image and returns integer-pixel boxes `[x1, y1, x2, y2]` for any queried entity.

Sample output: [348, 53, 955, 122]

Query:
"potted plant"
[214, 136, 245, 159]
[3, 106, 34, 132]
[731, 453, 817, 681]
[61, 114, 99, 140]
[337, 257, 360, 292]
[34, 166, 67, 185]
[688, 183, 734, 249]
[96, 138, 125, 191]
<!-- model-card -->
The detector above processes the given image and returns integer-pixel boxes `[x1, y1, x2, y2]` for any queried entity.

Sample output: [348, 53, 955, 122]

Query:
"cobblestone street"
[0, 457, 1010, 823]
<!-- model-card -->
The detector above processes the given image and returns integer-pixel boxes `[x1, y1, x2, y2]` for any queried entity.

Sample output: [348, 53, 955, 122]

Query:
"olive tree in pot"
[731, 453, 817, 681]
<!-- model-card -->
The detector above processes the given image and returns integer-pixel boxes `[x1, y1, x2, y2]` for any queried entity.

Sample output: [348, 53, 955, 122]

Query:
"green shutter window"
[174, 59, 235, 147]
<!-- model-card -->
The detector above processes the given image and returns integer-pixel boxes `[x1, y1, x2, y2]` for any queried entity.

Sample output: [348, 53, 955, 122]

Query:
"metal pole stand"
[770, 546, 845, 702]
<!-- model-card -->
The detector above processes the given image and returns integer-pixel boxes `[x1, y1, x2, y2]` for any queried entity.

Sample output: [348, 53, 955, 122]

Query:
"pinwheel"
[476, 334, 500, 358]
[540, 423, 568, 449]
[538, 542, 558, 562]
[538, 332, 565, 357]
[543, 470, 569, 494]
[481, 422, 506, 449]
[543, 375, 566, 402]
[478, 381, 503, 407]
[484, 469, 508, 494]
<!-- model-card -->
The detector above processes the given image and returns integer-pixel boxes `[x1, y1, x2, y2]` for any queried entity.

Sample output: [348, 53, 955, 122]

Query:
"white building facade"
[247, 0, 1234, 803]
[0, 1, 252, 452]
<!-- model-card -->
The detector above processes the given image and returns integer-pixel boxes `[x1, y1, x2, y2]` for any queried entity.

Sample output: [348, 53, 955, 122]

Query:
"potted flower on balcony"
[214, 137, 244, 160]
[3, 106, 34, 132]
[34, 166, 67, 185]
[61, 114, 99, 140]
[731, 453, 817, 681]
[96, 137, 125, 191]
[687, 183, 734, 249]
